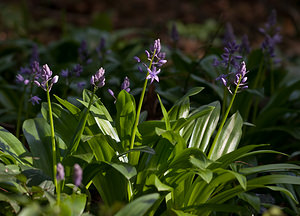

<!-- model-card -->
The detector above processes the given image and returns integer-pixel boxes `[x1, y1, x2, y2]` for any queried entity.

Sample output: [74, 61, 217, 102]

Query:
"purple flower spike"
[16, 74, 24, 83]
[72, 64, 83, 77]
[121, 76, 130, 92]
[56, 163, 65, 181]
[73, 164, 83, 187]
[147, 66, 160, 83]
[234, 61, 249, 91]
[239, 34, 251, 55]
[42, 64, 53, 82]
[29, 96, 41, 105]
[61, 69, 69, 78]
[134, 56, 141, 63]
[171, 23, 179, 42]
[91, 67, 105, 88]
[108, 89, 117, 103]
[216, 74, 228, 87]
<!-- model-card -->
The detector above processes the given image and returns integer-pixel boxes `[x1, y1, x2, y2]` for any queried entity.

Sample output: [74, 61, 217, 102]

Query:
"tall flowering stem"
[130, 50, 157, 151]
[209, 61, 248, 159]
[208, 74, 242, 159]
[46, 82, 59, 203]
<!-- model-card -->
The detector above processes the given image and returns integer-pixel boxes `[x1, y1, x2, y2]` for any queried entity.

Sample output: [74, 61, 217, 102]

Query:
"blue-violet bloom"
[73, 164, 83, 187]
[29, 95, 41, 105]
[56, 163, 65, 181]
[121, 76, 130, 92]
[147, 66, 160, 83]
[91, 67, 105, 88]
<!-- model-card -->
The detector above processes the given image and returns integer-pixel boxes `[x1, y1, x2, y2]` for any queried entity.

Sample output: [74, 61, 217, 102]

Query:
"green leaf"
[116, 90, 136, 150]
[169, 87, 204, 121]
[23, 118, 54, 177]
[115, 193, 160, 216]
[208, 112, 243, 160]
[187, 101, 220, 152]
[60, 194, 87, 216]
[238, 192, 260, 212]
[240, 163, 300, 175]
[172, 106, 214, 133]
[83, 162, 136, 205]
[157, 94, 171, 131]
[0, 126, 31, 165]
[53, 94, 81, 115]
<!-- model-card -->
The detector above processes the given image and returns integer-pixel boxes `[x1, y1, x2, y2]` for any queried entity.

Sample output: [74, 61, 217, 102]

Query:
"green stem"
[16, 85, 27, 139]
[208, 75, 242, 159]
[46, 84, 59, 204]
[129, 50, 156, 150]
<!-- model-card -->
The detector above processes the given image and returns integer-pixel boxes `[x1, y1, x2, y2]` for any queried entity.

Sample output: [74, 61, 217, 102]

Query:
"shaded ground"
[0, 0, 300, 57]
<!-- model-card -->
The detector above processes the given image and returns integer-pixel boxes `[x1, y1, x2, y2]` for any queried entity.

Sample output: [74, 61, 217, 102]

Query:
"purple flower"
[60, 69, 69, 78]
[171, 23, 179, 42]
[108, 89, 117, 103]
[234, 61, 248, 91]
[223, 23, 235, 45]
[56, 163, 65, 181]
[96, 37, 107, 61]
[78, 40, 92, 64]
[133, 56, 141, 63]
[77, 81, 86, 90]
[72, 64, 83, 77]
[34, 64, 59, 91]
[239, 34, 251, 55]
[91, 67, 105, 88]
[121, 76, 130, 92]
[216, 74, 228, 87]
[259, 10, 281, 59]
[73, 164, 82, 187]
[19, 66, 31, 75]
[146, 66, 160, 83]
[16, 74, 25, 83]
[30, 44, 39, 64]
[29, 96, 41, 105]
[215, 41, 242, 70]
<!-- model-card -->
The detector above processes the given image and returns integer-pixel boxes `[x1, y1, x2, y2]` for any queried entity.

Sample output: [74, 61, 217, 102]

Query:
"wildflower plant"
[130, 39, 167, 156]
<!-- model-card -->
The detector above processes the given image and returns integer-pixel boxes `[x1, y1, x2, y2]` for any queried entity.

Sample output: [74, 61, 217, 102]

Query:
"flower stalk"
[130, 49, 156, 151]
[208, 74, 242, 159]
[46, 82, 59, 204]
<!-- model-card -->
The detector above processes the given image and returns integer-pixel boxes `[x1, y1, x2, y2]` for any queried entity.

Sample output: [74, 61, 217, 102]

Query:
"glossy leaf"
[115, 193, 160, 216]
[208, 112, 243, 160]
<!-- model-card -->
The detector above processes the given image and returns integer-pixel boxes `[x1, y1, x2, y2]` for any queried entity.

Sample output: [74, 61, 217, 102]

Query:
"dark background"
[0, 0, 299, 58]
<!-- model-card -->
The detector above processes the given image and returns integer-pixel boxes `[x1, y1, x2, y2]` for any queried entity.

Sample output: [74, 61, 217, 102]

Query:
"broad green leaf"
[187, 101, 220, 152]
[240, 163, 300, 175]
[116, 90, 136, 150]
[207, 174, 300, 205]
[171, 209, 197, 216]
[115, 193, 160, 216]
[168, 87, 204, 121]
[208, 112, 243, 160]
[182, 203, 247, 215]
[238, 192, 260, 212]
[23, 118, 55, 178]
[60, 194, 87, 216]
[83, 162, 135, 205]
[53, 94, 81, 115]
[0, 126, 31, 165]
[209, 144, 268, 169]
[172, 106, 214, 133]
[145, 174, 172, 192]
[41, 102, 93, 162]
